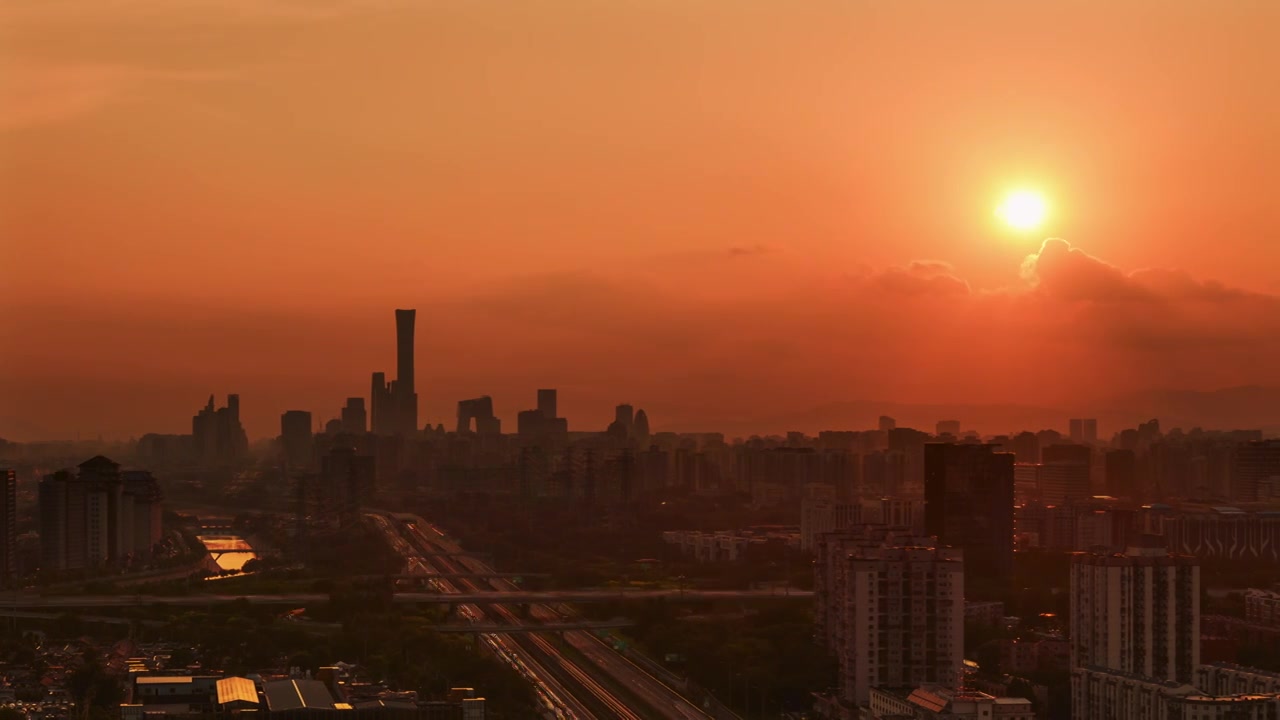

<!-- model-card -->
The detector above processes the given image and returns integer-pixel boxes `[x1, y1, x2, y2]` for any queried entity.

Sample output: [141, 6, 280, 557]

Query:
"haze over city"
[3, 0, 1280, 441]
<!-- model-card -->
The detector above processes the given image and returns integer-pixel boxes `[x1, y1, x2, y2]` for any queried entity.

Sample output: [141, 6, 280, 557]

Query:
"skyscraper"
[1232, 439, 1280, 502]
[394, 308, 418, 433]
[191, 394, 248, 463]
[1069, 539, 1199, 683]
[280, 410, 314, 467]
[1040, 444, 1093, 503]
[815, 526, 964, 708]
[1, 468, 15, 585]
[1069, 418, 1098, 444]
[341, 397, 367, 434]
[537, 389, 557, 419]
[615, 404, 634, 430]
[924, 443, 1015, 593]
[371, 309, 419, 435]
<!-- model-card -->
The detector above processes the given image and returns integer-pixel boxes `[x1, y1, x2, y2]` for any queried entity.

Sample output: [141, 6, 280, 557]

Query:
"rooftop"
[215, 677, 258, 706]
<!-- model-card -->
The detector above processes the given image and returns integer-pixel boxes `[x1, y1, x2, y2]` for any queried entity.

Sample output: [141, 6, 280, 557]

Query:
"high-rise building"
[121, 471, 164, 559]
[1069, 419, 1098, 444]
[1011, 431, 1040, 464]
[393, 308, 418, 434]
[320, 446, 377, 524]
[38, 456, 166, 572]
[280, 410, 314, 467]
[815, 526, 964, 709]
[458, 396, 501, 434]
[1232, 439, 1280, 502]
[537, 389, 557, 419]
[924, 443, 1014, 593]
[1040, 444, 1092, 503]
[615, 404, 634, 430]
[1105, 449, 1138, 497]
[370, 309, 419, 435]
[341, 398, 367, 435]
[1, 468, 15, 585]
[517, 389, 568, 442]
[935, 420, 961, 437]
[632, 409, 650, 443]
[1069, 539, 1199, 684]
[879, 415, 897, 432]
[191, 394, 248, 463]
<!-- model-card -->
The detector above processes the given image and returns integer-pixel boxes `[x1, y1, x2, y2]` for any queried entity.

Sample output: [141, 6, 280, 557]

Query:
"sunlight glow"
[997, 190, 1049, 231]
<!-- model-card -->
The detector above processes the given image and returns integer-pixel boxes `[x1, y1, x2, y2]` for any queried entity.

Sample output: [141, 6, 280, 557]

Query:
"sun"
[997, 190, 1048, 231]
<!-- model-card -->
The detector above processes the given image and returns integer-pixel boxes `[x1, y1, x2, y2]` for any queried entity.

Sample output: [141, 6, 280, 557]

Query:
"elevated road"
[396, 515, 717, 720]
[0, 588, 810, 609]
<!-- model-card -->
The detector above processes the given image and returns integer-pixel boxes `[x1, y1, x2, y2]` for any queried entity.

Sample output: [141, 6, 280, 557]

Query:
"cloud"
[1019, 238, 1147, 301]
[871, 259, 971, 297]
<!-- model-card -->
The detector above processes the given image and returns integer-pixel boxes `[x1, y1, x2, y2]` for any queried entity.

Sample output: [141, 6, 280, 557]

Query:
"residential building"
[815, 526, 963, 712]
[1244, 589, 1280, 628]
[1069, 539, 1200, 684]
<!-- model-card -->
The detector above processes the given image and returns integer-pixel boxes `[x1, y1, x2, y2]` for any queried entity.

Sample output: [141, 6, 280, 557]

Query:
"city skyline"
[4, 1, 1280, 442]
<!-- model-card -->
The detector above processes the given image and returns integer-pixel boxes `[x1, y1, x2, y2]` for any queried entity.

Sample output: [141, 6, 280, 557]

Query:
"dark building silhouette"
[924, 443, 1015, 594]
[633, 409, 651, 445]
[1069, 418, 1099, 444]
[1, 468, 14, 585]
[615, 404, 634, 431]
[457, 396, 501, 434]
[936, 420, 961, 437]
[1041, 443, 1093, 502]
[280, 410, 314, 468]
[1105, 449, 1138, 497]
[371, 309, 419, 435]
[1011, 431, 1040, 463]
[537, 388, 557, 419]
[39, 456, 163, 572]
[879, 415, 897, 432]
[320, 445, 377, 524]
[1232, 439, 1280, 502]
[341, 397, 367, 435]
[517, 389, 568, 442]
[191, 394, 248, 463]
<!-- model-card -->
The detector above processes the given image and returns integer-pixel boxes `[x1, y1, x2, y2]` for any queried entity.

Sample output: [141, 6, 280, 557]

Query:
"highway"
[369, 513, 590, 720]
[396, 514, 715, 720]
[388, 514, 644, 720]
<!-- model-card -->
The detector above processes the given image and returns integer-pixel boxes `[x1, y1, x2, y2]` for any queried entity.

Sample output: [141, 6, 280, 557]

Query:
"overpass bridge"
[0, 588, 811, 609]
[0, 608, 630, 634]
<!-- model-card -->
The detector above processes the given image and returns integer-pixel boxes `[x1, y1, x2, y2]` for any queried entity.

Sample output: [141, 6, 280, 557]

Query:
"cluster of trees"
[426, 493, 807, 591]
[580, 599, 833, 718]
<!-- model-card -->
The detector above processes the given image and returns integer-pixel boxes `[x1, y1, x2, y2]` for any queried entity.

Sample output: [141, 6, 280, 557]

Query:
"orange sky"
[2, 0, 1279, 440]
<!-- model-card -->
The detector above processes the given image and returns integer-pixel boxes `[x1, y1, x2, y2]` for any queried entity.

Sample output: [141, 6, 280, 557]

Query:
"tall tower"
[394, 309, 418, 434]
[395, 309, 415, 395]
